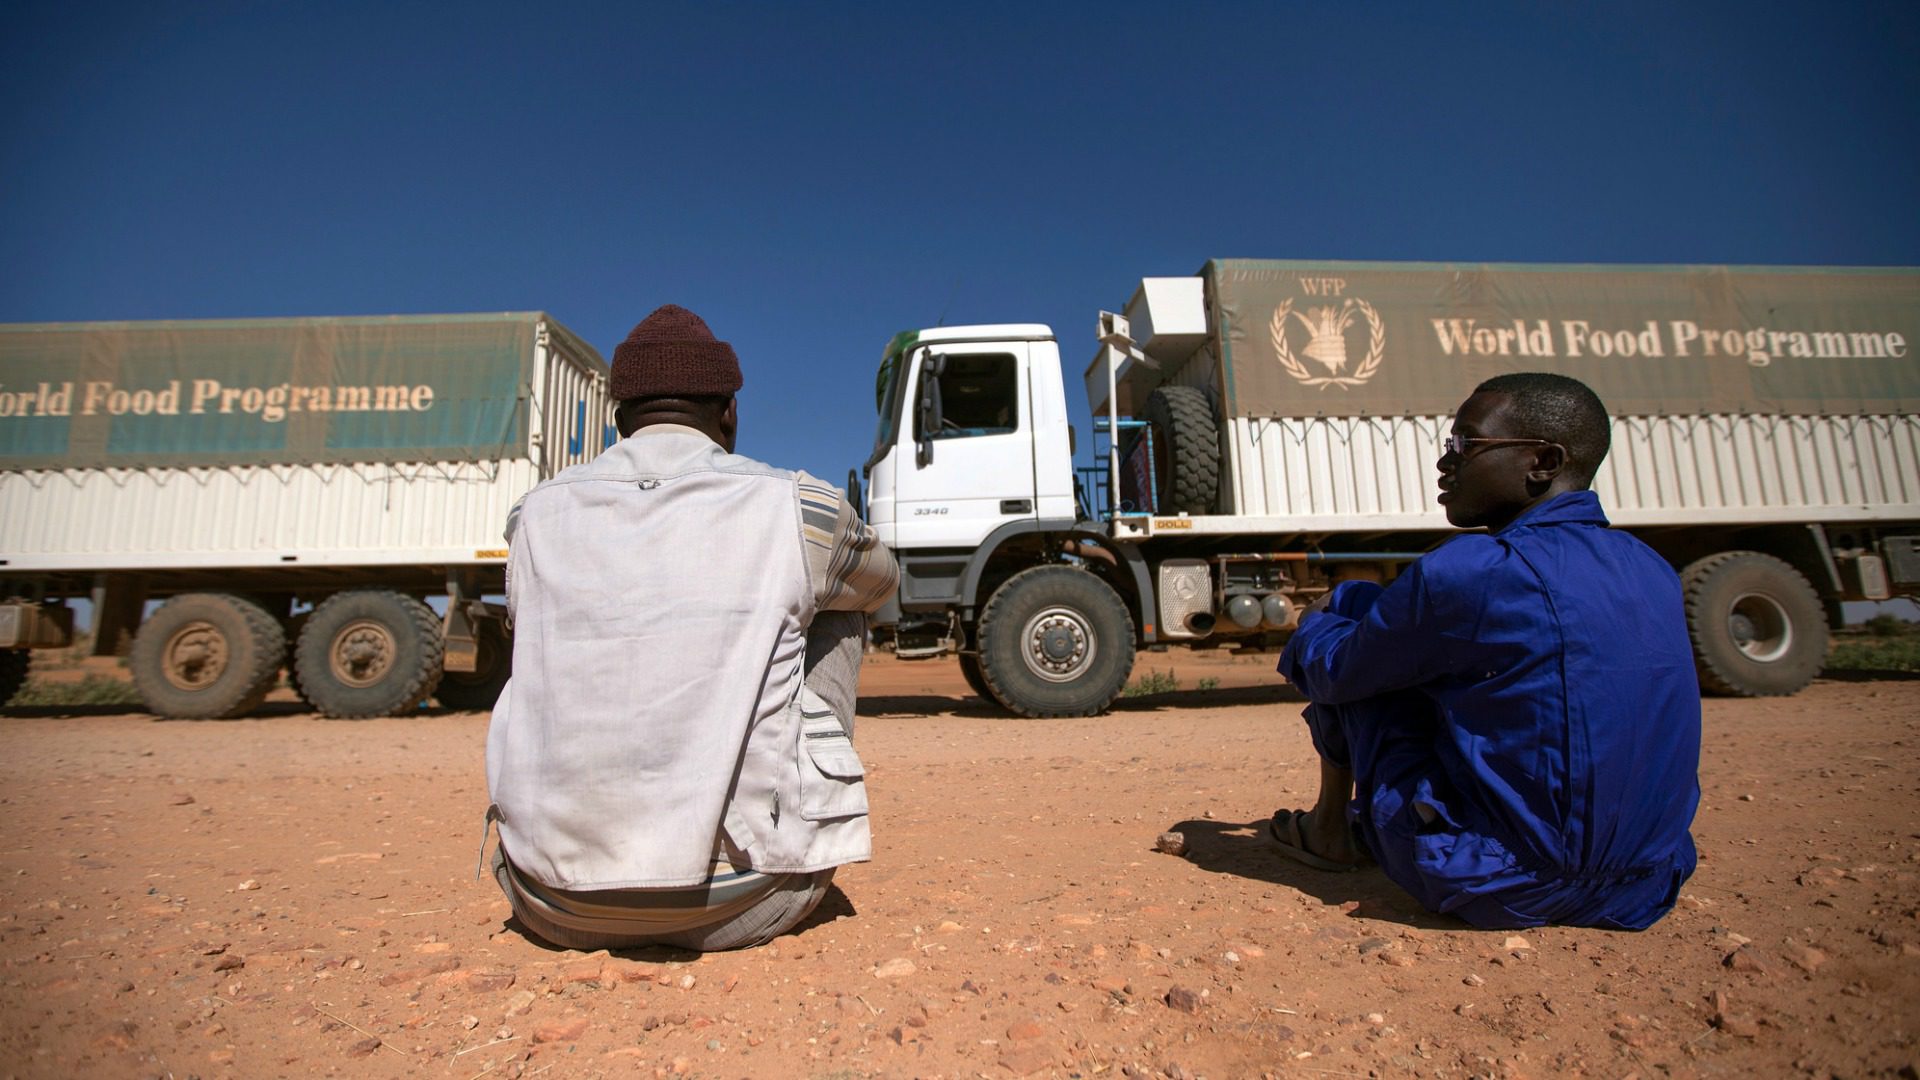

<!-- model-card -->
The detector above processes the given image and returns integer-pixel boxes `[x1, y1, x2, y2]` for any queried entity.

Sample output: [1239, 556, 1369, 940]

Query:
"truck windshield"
[868, 334, 915, 466]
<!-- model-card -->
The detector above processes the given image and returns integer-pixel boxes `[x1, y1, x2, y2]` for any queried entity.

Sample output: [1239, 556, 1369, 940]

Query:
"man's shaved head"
[1471, 372, 1611, 488]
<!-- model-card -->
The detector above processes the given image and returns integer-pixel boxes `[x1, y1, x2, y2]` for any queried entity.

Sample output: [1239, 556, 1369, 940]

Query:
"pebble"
[236, 879, 261, 891]
[531, 1017, 589, 1043]
[1008, 1018, 1047, 1040]
[1463, 973, 1486, 987]
[873, 958, 916, 979]
[504, 990, 537, 1018]
[1724, 946, 1774, 975]
[463, 969, 517, 992]
[1164, 986, 1204, 1013]
[1154, 832, 1188, 856]
[212, 955, 245, 972]
[461, 1015, 479, 1031]
[1501, 935, 1531, 952]
[1000, 1043, 1054, 1076]
[1365, 1012, 1386, 1026]
[677, 973, 696, 990]
[1714, 1011, 1761, 1039]
[169, 793, 196, 806]
[1357, 937, 1393, 956]
[1785, 945, 1829, 973]
[345, 1037, 382, 1057]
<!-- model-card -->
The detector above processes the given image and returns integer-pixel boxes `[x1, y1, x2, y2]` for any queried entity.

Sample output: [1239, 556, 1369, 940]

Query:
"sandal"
[1266, 808, 1369, 872]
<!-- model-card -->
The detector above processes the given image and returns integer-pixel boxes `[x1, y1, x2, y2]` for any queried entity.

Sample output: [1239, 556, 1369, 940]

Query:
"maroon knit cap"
[609, 304, 743, 400]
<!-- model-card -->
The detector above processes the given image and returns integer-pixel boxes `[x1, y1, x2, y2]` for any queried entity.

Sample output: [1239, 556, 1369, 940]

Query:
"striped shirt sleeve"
[796, 473, 899, 614]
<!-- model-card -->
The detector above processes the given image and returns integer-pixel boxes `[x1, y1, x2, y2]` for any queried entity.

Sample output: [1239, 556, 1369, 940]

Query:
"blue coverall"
[1277, 491, 1702, 930]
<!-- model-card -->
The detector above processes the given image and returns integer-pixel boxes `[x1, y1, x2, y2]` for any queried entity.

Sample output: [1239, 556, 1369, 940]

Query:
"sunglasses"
[1441, 434, 1562, 457]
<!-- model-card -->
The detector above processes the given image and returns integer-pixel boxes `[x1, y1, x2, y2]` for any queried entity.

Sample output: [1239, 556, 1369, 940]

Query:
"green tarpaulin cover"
[0, 314, 550, 468]
[1207, 261, 1920, 417]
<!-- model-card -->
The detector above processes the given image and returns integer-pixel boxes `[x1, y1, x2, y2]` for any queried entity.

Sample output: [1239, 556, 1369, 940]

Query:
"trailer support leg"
[89, 573, 147, 658]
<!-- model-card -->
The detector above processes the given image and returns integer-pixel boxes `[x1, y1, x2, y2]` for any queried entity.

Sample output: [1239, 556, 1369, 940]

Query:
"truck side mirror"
[914, 353, 946, 466]
[845, 468, 864, 522]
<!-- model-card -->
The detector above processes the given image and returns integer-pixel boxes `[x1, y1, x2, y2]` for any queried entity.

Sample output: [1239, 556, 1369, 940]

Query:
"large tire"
[1682, 551, 1828, 696]
[129, 593, 286, 719]
[956, 652, 995, 703]
[295, 590, 443, 719]
[0, 649, 29, 706]
[976, 566, 1135, 718]
[1143, 386, 1219, 515]
[434, 621, 511, 711]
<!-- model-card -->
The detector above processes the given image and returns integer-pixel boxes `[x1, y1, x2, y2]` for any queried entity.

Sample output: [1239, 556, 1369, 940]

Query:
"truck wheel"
[435, 621, 511, 711]
[1143, 386, 1219, 515]
[957, 652, 995, 703]
[295, 590, 443, 719]
[129, 593, 286, 719]
[976, 566, 1135, 718]
[0, 649, 29, 706]
[1682, 552, 1828, 696]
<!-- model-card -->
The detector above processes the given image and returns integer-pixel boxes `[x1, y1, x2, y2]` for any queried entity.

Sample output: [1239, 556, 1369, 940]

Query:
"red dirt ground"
[2, 652, 1916, 1079]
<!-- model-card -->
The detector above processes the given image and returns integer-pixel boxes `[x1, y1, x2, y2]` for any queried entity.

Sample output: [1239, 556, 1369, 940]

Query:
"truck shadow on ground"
[855, 684, 1305, 719]
[1814, 670, 1920, 683]
[0, 702, 504, 721]
[1164, 816, 1463, 932]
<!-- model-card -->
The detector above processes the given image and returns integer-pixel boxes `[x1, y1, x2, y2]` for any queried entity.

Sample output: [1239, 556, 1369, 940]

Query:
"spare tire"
[957, 652, 995, 704]
[1142, 386, 1219, 515]
[434, 620, 512, 711]
[0, 649, 30, 706]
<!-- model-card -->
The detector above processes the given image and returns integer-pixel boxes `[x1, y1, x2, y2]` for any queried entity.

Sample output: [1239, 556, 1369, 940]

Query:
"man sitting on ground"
[486, 304, 898, 951]
[1271, 372, 1700, 930]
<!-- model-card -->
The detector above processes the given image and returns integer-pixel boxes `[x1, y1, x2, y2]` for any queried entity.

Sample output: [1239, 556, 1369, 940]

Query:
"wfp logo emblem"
[1270, 288, 1385, 389]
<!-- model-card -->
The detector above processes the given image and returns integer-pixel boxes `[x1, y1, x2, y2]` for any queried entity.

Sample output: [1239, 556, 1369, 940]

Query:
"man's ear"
[1526, 442, 1567, 485]
[720, 396, 739, 452]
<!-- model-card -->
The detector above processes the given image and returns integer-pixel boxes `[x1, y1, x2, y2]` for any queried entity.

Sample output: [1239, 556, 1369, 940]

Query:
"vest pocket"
[796, 693, 868, 821]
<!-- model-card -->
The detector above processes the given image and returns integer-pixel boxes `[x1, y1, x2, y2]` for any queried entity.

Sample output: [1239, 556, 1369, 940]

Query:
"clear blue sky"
[3, 1, 1916, 484]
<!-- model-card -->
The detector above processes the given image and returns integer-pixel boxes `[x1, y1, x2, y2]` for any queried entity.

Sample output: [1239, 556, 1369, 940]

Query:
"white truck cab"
[864, 326, 1077, 551]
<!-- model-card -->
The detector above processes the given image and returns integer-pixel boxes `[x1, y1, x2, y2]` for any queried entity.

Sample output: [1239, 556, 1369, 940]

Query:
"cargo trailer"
[0, 312, 613, 718]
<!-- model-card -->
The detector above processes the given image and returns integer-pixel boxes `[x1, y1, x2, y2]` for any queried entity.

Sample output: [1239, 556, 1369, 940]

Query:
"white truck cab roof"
[910, 324, 1054, 344]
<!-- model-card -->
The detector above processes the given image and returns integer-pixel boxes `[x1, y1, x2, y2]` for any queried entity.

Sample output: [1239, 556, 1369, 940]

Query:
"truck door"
[891, 343, 1039, 548]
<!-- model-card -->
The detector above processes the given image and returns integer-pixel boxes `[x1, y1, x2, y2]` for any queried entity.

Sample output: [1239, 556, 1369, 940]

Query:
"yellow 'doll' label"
[1154, 519, 1194, 530]
[474, 548, 509, 559]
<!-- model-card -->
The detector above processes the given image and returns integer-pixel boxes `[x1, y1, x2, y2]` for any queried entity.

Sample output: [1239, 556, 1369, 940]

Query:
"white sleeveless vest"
[485, 428, 871, 889]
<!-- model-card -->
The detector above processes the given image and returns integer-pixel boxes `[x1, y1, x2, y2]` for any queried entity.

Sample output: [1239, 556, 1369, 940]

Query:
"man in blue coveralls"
[1270, 372, 1701, 930]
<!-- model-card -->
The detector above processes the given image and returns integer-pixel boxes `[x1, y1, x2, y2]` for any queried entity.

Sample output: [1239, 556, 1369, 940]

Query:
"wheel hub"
[1727, 592, 1792, 663]
[330, 620, 398, 688]
[1021, 606, 1096, 683]
[162, 621, 228, 692]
